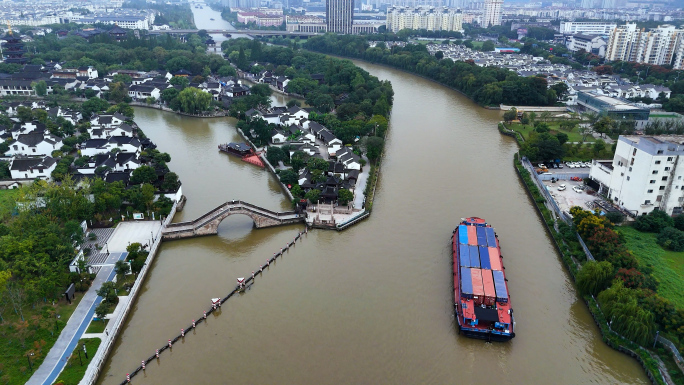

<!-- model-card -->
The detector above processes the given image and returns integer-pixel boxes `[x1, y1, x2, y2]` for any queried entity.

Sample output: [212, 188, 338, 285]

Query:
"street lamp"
[27, 352, 34, 372]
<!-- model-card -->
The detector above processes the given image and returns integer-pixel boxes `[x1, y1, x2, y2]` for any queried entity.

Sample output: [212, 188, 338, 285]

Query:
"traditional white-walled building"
[9, 156, 57, 180]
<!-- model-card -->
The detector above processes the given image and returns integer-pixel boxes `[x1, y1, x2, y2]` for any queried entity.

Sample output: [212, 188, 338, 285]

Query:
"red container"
[488, 247, 502, 270]
[481, 269, 496, 306]
[467, 226, 478, 246]
[471, 268, 485, 305]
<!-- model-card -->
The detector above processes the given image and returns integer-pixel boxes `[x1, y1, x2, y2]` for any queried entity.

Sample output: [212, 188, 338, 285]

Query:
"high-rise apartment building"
[605, 23, 642, 62]
[481, 0, 502, 28]
[606, 23, 683, 67]
[385, 6, 463, 32]
[326, 0, 354, 34]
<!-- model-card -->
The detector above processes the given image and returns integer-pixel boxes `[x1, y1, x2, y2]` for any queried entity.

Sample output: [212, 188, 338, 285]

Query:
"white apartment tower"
[385, 7, 463, 33]
[606, 24, 684, 66]
[590, 136, 684, 216]
[605, 23, 641, 62]
[482, 0, 502, 28]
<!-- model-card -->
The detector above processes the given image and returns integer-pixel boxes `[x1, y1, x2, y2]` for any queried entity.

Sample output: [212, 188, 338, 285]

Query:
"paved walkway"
[107, 221, 162, 253]
[353, 155, 370, 209]
[26, 251, 127, 385]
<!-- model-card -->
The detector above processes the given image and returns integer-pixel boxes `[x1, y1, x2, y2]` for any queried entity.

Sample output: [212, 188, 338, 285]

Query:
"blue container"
[468, 245, 480, 268]
[492, 270, 508, 303]
[459, 244, 470, 267]
[479, 246, 491, 269]
[461, 267, 473, 297]
[485, 227, 497, 247]
[476, 226, 488, 246]
[458, 225, 469, 244]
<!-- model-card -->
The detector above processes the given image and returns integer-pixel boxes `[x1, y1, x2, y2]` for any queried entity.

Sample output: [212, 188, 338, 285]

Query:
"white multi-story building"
[559, 21, 617, 36]
[566, 34, 607, 57]
[589, 135, 684, 216]
[605, 23, 641, 62]
[481, 0, 502, 28]
[606, 23, 684, 67]
[385, 7, 463, 33]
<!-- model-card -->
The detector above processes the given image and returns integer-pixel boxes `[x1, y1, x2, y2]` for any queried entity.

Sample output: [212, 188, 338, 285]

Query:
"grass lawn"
[0, 292, 84, 385]
[620, 226, 684, 309]
[0, 188, 19, 222]
[53, 338, 101, 385]
[86, 318, 109, 334]
[507, 121, 595, 143]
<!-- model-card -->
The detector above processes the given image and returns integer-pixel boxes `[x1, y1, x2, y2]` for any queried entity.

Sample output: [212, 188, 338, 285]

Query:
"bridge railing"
[163, 201, 301, 234]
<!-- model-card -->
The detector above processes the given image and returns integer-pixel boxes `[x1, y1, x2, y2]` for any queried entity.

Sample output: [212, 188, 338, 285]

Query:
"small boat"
[224, 33, 232, 38]
[210, 18, 215, 20]
[218, 142, 265, 168]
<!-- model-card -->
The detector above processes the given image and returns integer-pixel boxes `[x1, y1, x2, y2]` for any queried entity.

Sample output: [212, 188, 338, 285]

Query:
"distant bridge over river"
[148, 29, 320, 37]
[162, 200, 304, 240]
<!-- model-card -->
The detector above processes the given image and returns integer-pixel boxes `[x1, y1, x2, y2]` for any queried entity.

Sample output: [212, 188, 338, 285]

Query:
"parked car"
[573, 186, 584, 193]
[552, 163, 558, 169]
[558, 163, 564, 169]
[538, 164, 546, 169]
[558, 184, 566, 191]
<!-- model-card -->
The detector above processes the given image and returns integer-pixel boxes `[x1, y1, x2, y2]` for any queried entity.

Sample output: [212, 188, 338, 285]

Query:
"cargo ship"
[452, 217, 515, 341]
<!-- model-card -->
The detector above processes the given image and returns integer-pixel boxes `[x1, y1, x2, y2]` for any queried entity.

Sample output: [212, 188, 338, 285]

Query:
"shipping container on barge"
[452, 217, 515, 341]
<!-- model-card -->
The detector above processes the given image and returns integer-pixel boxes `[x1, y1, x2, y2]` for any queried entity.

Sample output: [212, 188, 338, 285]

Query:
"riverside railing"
[657, 334, 684, 372]
[522, 158, 595, 261]
[80, 202, 177, 385]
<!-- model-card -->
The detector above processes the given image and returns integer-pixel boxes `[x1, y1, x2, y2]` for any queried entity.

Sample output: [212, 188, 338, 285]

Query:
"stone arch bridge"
[162, 201, 304, 240]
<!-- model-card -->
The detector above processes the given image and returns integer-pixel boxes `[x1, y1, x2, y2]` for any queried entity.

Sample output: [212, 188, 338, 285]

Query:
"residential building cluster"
[385, 6, 464, 33]
[590, 135, 684, 216]
[501, 5, 681, 23]
[0, 59, 251, 105]
[0, 100, 154, 184]
[0, 0, 155, 29]
[426, 42, 671, 119]
[246, 104, 363, 203]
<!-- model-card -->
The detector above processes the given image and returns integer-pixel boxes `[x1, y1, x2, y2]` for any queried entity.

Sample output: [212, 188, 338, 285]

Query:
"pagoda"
[2, 30, 28, 64]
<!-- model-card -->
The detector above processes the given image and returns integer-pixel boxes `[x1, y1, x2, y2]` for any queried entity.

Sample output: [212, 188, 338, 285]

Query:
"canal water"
[95, 5, 649, 385]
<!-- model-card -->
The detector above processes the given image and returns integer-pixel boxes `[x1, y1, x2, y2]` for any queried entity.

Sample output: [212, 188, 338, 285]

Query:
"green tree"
[170, 75, 190, 89]
[598, 281, 657, 345]
[96, 281, 118, 304]
[366, 136, 385, 161]
[108, 82, 128, 103]
[32, 80, 47, 96]
[161, 172, 180, 191]
[481, 40, 495, 52]
[290, 184, 303, 198]
[503, 107, 517, 123]
[162, 87, 179, 104]
[217, 65, 236, 77]
[267, 146, 285, 165]
[17, 106, 33, 123]
[130, 165, 158, 185]
[176, 87, 212, 114]
[81, 97, 110, 118]
[576, 260, 614, 296]
[338, 188, 353, 205]
[114, 260, 130, 277]
[305, 189, 321, 203]
[95, 301, 110, 320]
[278, 169, 298, 186]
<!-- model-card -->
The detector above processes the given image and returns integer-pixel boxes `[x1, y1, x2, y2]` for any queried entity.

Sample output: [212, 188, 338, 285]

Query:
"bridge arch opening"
[216, 213, 258, 241]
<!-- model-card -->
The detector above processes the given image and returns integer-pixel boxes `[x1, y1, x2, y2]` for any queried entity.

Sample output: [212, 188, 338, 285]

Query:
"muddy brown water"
[96, 33, 648, 385]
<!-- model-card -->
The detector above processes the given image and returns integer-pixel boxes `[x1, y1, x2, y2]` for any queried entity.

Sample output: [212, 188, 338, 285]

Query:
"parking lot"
[543, 178, 597, 214]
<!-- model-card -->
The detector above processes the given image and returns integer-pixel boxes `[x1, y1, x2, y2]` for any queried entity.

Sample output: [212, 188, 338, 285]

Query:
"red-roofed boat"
[452, 217, 515, 341]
